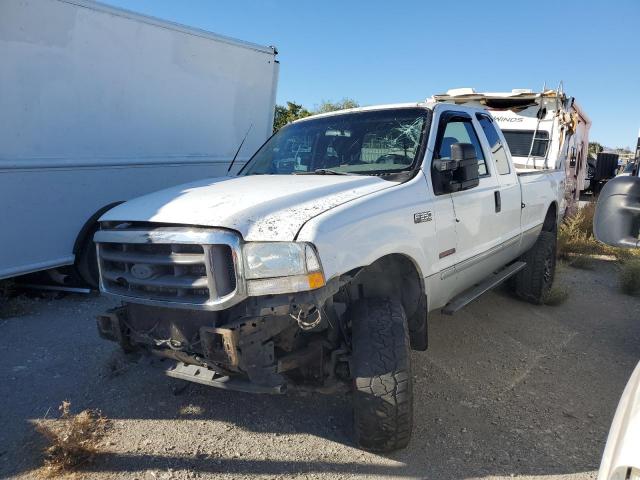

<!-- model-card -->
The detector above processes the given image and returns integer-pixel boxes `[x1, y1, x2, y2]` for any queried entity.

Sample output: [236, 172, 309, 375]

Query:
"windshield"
[241, 108, 429, 176]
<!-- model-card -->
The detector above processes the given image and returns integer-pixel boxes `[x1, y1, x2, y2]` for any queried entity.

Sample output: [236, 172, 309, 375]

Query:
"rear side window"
[477, 115, 511, 175]
[502, 130, 549, 158]
[436, 119, 488, 176]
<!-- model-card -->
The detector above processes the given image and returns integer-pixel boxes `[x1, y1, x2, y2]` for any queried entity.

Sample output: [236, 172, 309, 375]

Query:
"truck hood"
[100, 174, 396, 241]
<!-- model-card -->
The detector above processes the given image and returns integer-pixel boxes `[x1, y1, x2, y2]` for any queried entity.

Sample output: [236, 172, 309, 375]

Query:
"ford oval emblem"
[131, 264, 155, 280]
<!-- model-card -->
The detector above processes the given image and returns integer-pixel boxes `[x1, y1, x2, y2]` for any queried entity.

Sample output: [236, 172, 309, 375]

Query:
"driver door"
[431, 111, 502, 296]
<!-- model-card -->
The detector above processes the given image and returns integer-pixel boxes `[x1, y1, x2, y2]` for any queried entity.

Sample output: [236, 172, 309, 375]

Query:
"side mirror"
[593, 176, 640, 248]
[433, 143, 480, 193]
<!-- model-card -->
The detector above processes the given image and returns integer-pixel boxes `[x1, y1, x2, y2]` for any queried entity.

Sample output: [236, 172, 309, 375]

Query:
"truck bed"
[518, 168, 566, 236]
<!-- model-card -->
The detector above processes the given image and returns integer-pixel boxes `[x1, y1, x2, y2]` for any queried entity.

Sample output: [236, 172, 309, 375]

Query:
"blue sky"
[102, 0, 640, 149]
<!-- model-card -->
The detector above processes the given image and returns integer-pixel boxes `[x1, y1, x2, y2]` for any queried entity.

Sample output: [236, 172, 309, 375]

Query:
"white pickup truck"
[94, 102, 564, 452]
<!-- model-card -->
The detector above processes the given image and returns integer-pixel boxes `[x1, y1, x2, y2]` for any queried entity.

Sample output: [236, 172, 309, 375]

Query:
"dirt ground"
[0, 260, 638, 480]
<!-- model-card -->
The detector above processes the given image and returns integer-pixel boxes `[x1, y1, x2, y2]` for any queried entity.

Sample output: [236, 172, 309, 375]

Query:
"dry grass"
[558, 202, 640, 295]
[558, 203, 605, 258]
[567, 255, 595, 270]
[559, 202, 640, 261]
[620, 260, 640, 296]
[34, 401, 108, 477]
[178, 403, 205, 416]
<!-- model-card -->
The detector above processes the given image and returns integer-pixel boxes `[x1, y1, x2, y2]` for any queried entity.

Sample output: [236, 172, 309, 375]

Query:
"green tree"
[273, 101, 311, 132]
[588, 142, 604, 157]
[315, 98, 360, 113]
[272, 98, 361, 132]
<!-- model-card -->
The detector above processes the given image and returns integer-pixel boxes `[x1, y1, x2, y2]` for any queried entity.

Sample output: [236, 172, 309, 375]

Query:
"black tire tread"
[351, 298, 413, 452]
[75, 225, 100, 289]
[511, 230, 557, 304]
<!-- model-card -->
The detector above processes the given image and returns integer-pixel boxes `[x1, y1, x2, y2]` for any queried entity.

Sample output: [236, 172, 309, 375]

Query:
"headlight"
[243, 242, 325, 296]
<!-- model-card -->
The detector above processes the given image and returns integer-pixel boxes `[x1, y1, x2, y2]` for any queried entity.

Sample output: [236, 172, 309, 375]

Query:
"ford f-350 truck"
[94, 102, 563, 452]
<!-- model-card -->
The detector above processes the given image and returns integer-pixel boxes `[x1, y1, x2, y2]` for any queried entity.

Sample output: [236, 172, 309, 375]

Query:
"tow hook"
[290, 305, 323, 331]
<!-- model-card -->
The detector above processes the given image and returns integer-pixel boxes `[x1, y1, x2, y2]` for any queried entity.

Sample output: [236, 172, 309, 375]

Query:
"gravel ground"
[0, 260, 638, 480]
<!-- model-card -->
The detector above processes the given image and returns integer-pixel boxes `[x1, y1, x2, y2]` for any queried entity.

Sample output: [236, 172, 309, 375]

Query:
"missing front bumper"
[96, 300, 338, 393]
[96, 305, 299, 389]
[165, 362, 286, 394]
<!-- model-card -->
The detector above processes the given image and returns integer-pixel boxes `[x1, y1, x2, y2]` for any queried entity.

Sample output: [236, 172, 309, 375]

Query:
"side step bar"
[165, 362, 286, 394]
[441, 261, 527, 315]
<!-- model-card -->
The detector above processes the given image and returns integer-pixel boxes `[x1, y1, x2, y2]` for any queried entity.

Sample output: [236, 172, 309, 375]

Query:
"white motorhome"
[431, 87, 591, 213]
[0, 0, 279, 286]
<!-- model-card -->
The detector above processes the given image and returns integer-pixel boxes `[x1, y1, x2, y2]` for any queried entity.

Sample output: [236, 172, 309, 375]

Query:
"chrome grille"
[94, 227, 245, 310]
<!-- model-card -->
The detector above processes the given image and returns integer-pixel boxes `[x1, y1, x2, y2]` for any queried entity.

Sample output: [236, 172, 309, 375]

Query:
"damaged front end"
[96, 281, 351, 394]
[93, 223, 353, 394]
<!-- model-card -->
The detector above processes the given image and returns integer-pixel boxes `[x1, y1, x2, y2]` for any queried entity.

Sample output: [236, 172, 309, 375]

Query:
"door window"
[477, 114, 511, 175]
[436, 118, 488, 176]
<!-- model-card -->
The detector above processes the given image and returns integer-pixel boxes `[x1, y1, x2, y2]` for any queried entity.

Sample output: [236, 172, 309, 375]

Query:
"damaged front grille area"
[94, 226, 245, 310]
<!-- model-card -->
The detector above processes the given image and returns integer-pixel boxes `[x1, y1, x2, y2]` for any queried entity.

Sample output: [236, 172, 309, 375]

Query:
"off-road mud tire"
[350, 297, 413, 452]
[510, 230, 557, 304]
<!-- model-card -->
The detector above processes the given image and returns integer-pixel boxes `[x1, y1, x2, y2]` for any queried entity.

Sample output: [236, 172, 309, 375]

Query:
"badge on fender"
[414, 211, 432, 223]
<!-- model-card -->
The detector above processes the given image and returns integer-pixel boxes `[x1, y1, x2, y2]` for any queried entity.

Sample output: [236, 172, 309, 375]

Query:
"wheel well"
[542, 202, 558, 232]
[73, 202, 124, 255]
[348, 254, 427, 350]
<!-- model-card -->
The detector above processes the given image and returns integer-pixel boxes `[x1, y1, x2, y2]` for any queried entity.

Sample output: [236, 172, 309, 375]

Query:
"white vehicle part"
[0, 0, 279, 280]
[298, 104, 561, 311]
[100, 175, 396, 241]
[297, 173, 433, 283]
[99, 103, 564, 313]
[95, 230, 324, 309]
[519, 170, 565, 233]
[598, 361, 640, 480]
[430, 88, 591, 204]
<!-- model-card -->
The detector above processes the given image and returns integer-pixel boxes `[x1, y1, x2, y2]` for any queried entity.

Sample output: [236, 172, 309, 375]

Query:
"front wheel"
[350, 297, 413, 452]
[75, 223, 100, 289]
[510, 230, 557, 304]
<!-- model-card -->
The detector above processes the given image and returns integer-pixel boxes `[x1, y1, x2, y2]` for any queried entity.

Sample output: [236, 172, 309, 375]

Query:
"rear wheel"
[510, 230, 557, 304]
[350, 297, 413, 452]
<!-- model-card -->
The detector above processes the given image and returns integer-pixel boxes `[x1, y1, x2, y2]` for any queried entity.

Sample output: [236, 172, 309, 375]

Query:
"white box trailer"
[431, 87, 591, 213]
[0, 0, 279, 284]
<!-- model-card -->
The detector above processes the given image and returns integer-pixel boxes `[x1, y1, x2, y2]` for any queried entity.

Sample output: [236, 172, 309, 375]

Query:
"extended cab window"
[435, 118, 488, 176]
[477, 114, 511, 175]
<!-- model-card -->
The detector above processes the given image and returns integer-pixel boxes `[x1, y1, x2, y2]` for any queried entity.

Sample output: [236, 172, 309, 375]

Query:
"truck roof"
[292, 102, 431, 124]
[291, 101, 506, 125]
[62, 0, 276, 55]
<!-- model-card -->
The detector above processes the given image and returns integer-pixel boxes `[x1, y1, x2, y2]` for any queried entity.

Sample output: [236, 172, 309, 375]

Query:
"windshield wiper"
[294, 168, 355, 176]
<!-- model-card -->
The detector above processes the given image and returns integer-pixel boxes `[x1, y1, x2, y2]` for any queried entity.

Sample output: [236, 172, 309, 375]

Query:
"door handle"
[494, 190, 501, 213]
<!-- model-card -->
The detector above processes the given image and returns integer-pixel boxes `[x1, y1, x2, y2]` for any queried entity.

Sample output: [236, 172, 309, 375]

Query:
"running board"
[165, 362, 286, 394]
[441, 261, 527, 315]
